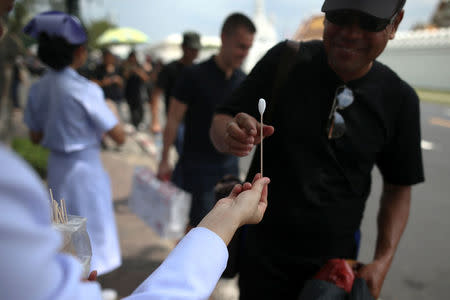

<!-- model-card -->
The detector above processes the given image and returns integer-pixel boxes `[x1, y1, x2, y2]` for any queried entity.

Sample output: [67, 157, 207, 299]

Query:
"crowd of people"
[0, 0, 425, 299]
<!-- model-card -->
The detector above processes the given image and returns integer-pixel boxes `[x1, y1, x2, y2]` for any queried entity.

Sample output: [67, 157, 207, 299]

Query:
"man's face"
[323, 10, 403, 81]
[221, 26, 254, 70]
[104, 52, 115, 65]
[183, 46, 199, 64]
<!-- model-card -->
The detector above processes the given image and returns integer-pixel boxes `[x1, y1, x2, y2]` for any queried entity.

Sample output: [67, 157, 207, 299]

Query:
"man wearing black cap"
[211, 0, 424, 299]
[149, 31, 201, 135]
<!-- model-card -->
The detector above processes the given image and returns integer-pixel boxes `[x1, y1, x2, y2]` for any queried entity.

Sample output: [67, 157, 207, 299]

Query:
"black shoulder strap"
[246, 40, 300, 181]
[265, 40, 301, 124]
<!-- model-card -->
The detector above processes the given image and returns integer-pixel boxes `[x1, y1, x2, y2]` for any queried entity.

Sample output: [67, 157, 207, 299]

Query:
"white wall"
[377, 28, 450, 91]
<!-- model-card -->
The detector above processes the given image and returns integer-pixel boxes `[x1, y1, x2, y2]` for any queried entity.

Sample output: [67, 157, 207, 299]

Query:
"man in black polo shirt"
[157, 13, 256, 230]
[149, 31, 201, 136]
[210, 0, 424, 299]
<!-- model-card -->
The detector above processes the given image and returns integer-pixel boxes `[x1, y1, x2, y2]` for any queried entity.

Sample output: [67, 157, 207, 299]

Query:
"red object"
[313, 259, 355, 293]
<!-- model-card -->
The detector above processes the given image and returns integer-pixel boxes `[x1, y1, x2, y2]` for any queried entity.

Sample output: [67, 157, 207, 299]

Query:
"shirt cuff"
[129, 227, 228, 299]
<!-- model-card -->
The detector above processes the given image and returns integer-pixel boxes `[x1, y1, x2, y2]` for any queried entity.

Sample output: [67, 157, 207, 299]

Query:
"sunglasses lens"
[326, 12, 389, 32]
[331, 112, 346, 138]
[360, 17, 389, 32]
[326, 12, 348, 26]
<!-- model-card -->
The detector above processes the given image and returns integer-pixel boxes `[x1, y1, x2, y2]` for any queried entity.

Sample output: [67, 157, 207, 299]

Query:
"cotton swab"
[258, 98, 266, 177]
[49, 189, 69, 224]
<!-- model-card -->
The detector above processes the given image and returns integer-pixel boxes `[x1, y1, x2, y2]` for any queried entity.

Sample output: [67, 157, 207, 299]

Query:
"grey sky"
[81, 0, 441, 43]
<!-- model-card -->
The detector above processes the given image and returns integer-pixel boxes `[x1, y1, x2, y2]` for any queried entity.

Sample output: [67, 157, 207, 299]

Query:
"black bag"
[298, 278, 374, 300]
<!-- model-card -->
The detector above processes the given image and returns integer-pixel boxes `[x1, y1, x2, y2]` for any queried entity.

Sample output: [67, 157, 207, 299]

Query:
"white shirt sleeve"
[124, 227, 229, 300]
[0, 145, 103, 300]
[82, 83, 118, 133]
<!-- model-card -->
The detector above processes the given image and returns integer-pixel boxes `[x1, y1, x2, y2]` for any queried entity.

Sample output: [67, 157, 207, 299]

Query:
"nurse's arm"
[107, 124, 125, 145]
[29, 131, 43, 144]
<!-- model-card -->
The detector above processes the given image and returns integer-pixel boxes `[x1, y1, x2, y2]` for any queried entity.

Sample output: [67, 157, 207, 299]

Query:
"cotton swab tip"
[258, 98, 266, 115]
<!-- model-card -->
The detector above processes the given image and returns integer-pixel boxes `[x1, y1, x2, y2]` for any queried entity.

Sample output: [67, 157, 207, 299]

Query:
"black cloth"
[298, 278, 374, 300]
[124, 66, 145, 127]
[216, 40, 424, 299]
[172, 56, 245, 225]
[92, 64, 123, 102]
[173, 56, 246, 164]
[156, 60, 186, 113]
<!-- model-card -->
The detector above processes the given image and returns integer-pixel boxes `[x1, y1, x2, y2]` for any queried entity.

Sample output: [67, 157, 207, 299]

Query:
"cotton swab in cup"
[258, 98, 266, 177]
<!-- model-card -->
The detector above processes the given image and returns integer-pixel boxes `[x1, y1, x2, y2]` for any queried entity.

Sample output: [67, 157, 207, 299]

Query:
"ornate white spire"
[255, 0, 265, 17]
[243, 0, 279, 73]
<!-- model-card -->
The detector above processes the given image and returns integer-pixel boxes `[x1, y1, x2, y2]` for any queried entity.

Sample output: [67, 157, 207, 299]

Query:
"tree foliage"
[85, 19, 116, 49]
[6, 0, 115, 49]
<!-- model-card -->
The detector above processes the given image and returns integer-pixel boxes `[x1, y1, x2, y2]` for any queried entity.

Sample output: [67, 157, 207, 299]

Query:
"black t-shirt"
[123, 64, 145, 101]
[173, 56, 246, 164]
[156, 60, 186, 113]
[92, 64, 123, 101]
[217, 40, 424, 260]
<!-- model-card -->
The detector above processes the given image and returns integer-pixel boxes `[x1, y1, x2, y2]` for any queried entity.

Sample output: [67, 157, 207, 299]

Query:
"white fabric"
[1, 145, 229, 300]
[126, 227, 228, 300]
[23, 67, 121, 275]
[0, 145, 103, 300]
[46, 148, 121, 275]
[24, 67, 117, 153]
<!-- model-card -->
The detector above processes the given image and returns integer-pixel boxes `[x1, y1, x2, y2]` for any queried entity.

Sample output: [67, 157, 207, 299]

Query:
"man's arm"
[107, 124, 126, 145]
[157, 97, 187, 180]
[148, 86, 163, 133]
[210, 113, 274, 157]
[91, 77, 111, 88]
[210, 113, 235, 154]
[358, 182, 411, 298]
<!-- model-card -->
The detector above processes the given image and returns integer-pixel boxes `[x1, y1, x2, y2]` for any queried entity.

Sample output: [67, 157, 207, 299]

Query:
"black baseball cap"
[321, 0, 405, 20]
[182, 31, 201, 50]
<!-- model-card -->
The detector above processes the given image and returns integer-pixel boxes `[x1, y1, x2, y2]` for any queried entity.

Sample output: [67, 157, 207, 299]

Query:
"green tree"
[7, 0, 38, 35]
[85, 19, 116, 49]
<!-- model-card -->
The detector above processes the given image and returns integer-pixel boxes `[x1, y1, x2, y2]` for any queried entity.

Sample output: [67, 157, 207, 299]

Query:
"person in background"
[149, 31, 201, 141]
[91, 48, 124, 122]
[122, 50, 149, 129]
[157, 13, 256, 231]
[210, 0, 424, 299]
[22, 11, 125, 276]
[10, 55, 24, 111]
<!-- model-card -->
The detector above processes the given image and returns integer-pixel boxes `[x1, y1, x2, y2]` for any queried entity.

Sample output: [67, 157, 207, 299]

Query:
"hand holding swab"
[258, 98, 266, 176]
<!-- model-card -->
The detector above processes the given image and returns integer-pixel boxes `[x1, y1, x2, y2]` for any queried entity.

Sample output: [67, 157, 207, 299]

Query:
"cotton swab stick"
[49, 189, 69, 224]
[49, 189, 57, 223]
[258, 98, 266, 177]
[61, 198, 68, 223]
